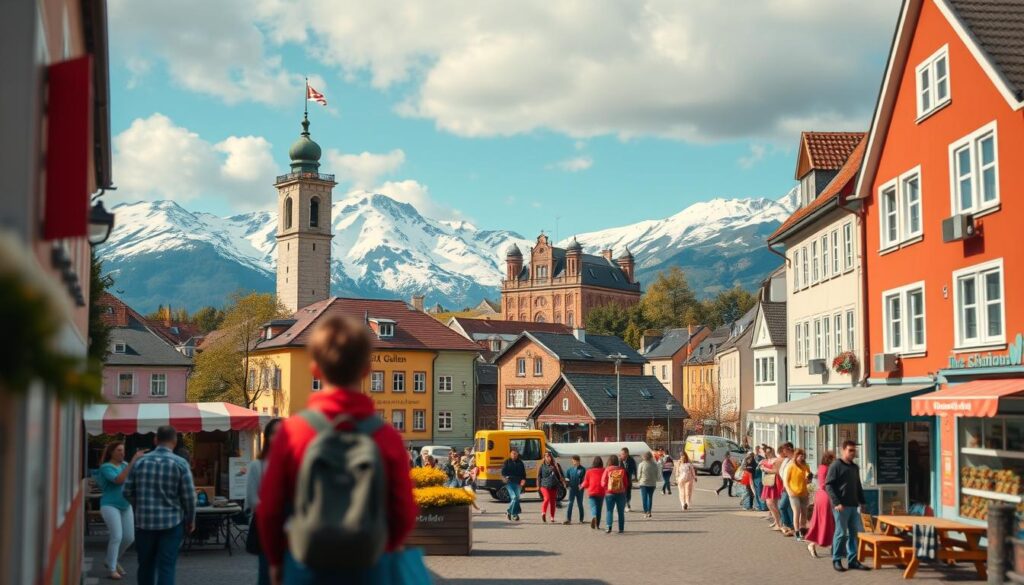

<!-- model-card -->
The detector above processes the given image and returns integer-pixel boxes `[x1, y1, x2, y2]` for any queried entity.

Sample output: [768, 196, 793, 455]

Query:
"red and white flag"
[306, 83, 327, 106]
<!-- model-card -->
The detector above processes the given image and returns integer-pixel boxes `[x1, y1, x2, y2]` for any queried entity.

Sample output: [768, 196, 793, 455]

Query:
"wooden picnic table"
[875, 515, 987, 580]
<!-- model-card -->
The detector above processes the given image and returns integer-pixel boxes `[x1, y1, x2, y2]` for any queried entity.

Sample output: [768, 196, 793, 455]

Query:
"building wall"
[432, 350, 477, 449]
[250, 349, 303, 417]
[645, 329, 711, 404]
[752, 347, 788, 409]
[497, 340, 563, 428]
[360, 350, 435, 444]
[102, 366, 190, 403]
[682, 362, 717, 415]
[784, 207, 864, 391]
[501, 284, 640, 328]
[864, 0, 1024, 381]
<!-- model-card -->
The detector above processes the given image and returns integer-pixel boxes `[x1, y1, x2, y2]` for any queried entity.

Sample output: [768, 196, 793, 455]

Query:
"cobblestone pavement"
[84, 484, 984, 584]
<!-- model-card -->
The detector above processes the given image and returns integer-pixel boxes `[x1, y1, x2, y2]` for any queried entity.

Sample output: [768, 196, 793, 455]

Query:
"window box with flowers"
[832, 351, 858, 375]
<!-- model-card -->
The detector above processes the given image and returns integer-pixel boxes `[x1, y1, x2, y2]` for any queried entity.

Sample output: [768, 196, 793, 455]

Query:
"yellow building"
[680, 326, 731, 429]
[250, 297, 480, 447]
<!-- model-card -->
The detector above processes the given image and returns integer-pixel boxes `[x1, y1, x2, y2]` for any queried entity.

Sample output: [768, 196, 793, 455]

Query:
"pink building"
[99, 294, 192, 402]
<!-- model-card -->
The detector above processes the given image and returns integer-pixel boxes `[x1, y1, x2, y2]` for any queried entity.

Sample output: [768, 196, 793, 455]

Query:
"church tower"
[275, 113, 335, 312]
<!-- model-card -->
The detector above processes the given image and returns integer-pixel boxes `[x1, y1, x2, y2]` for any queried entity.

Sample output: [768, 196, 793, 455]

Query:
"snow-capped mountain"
[97, 187, 797, 313]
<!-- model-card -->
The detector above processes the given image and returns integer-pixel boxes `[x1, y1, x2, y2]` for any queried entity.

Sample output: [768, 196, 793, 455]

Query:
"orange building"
[855, 0, 1024, 522]
[501, 234, 641, 327]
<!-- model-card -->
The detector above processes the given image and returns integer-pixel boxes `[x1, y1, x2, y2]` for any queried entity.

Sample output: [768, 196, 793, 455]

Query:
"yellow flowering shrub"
[413, 486, 475, 509]
[410, 467, 447, 488]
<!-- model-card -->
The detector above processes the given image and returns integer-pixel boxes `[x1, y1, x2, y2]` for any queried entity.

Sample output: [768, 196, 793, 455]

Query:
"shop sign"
[940, 416, 956, 507]
[947, 333, 1023, 369]
[875, 423, 905, 485]
[372, 353, 409, 363]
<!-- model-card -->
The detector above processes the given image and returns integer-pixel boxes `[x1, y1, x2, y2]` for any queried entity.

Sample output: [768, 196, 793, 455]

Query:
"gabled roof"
[255, 297, 481, 352]
[685, 325, 732, 365]
[513, 247, 641, 294]
[496, 331, 645, 365]
[448, 317, 571, 338]
[770, 136, 866, 243]
[97, 292, 148, 328]
[641, 326, 705, 359]
[529, 373, 686, 421]
[106, 328, 194, 367]
[758, 302, 788, 346]
[856, 0, 1024, 199]
[795, 132, 866, 179]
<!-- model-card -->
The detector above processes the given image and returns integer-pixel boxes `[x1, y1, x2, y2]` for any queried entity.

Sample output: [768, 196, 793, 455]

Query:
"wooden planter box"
[406, 504, 472, 556]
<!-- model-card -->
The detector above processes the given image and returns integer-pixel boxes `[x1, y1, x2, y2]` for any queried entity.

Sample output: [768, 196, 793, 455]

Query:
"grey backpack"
[288, 410, 387, 571]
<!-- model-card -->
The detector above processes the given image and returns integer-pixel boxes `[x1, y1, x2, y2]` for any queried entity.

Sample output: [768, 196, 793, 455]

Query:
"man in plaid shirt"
[125, 425, 196, 585]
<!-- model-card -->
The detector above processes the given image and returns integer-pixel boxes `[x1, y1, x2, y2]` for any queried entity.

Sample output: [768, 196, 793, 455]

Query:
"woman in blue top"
[97, 441, 143, 580]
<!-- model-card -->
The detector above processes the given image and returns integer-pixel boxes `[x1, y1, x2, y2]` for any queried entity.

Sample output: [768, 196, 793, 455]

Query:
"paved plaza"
[84, 484, 983, 584]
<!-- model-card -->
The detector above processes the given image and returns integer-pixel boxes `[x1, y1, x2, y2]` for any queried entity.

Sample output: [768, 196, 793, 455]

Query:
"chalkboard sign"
[862, 487, 880, 516]
[875, 423, 906, 485]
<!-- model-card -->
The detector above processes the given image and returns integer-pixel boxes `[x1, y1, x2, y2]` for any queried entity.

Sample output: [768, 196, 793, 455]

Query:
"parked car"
[420, 445, 454, 463]
[684, 435, 747, 476]
[546, 441, 651, 475]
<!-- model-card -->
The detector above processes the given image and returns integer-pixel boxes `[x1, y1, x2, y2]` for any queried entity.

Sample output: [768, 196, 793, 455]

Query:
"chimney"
[411, 294, 425, 312]
[601, 249, 613, 261]
[641, 329, 662, 353]
[573, 328, 586, 343]
[687, 323, 695, 336]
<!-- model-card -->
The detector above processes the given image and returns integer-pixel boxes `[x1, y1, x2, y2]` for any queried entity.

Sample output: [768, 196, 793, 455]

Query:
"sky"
[106, 0, 901, 239]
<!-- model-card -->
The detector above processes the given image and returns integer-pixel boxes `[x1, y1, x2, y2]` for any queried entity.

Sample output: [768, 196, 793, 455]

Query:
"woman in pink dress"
[804, 451, 837, 558]
[759, 446, 783, 531]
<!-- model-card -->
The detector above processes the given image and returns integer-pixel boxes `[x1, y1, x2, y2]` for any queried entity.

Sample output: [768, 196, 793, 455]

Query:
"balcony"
[275, 171, 336, 184]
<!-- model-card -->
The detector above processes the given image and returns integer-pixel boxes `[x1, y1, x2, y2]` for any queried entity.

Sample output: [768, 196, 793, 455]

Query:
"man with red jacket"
[257, 315, 418, 585]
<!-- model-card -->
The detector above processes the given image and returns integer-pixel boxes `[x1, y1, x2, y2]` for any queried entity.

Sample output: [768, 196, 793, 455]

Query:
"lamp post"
[665, 400, 673, 452]
[608, 353, 627, 441]
[88, 200, 115, 245]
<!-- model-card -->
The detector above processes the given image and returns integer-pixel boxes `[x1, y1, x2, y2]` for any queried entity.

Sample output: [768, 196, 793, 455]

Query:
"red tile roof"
[770, 136, 866, 243]
[97, 292, 146, 328]
[799, 132, 866, 176]
[451, 317, 571, 337]
[255, 297, 482, 352]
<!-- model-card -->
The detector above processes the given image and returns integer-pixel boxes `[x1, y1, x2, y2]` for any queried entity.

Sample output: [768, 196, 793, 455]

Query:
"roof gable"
[529, 373, 685, 421]
[795, 132, 866, 179]
[495, 331, 645, 366]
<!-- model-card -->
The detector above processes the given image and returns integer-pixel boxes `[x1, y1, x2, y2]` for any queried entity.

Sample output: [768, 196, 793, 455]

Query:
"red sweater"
[579, 467, 606, 498]
[256, 389, 418, 566]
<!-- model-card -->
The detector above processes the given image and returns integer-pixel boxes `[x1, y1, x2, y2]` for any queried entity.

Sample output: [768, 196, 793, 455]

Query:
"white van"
[684, 435, 747, 476]
[546, 441, 652, 473]
[420, 445, 454, 462]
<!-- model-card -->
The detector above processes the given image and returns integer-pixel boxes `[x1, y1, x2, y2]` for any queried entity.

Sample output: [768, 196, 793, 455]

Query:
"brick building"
[501, 233, 641, 327]
[494, 330, 644, 430]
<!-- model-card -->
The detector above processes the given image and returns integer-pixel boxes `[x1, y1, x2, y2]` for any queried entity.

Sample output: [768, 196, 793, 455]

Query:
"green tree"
[640, 266, 698, 328]
[88, 252, 114, 364]
[586, 303, 631, 338]
[191, 306, 225, 333]
[188, 292, 288, 408]
[706, 287, 757, 329]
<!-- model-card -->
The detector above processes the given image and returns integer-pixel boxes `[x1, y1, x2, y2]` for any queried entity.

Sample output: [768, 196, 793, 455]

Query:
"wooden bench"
[898, 545, 988, 579]
[858, 533, 907, 569]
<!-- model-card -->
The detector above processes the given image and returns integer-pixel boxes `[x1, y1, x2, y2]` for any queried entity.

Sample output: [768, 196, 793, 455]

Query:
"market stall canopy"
[912, 379, 1024, 418]
[84, 402, 271, 436]
[747, 384, 934, 427]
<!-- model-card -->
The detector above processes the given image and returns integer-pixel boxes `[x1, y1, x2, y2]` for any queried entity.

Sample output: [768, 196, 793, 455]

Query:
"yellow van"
[473, 430, 549, 502]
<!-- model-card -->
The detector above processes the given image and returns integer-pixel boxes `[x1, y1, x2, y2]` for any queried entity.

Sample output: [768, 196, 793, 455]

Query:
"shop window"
[953, 259, 1005, 349]
[958, 416, 1024, 521]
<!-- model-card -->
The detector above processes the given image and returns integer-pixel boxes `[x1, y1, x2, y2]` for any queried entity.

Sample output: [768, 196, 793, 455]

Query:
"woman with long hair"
[601, 454, 628, 533]
[246, 418, 282, 585]
[675, 451, 697, 510]
[537, 451, 564, 523]
[760, 446, 784, 532]
[579, 456, 606, 529]
[96, 441, 144, 580]
[804, 451, 837, 558]
[785, 448, 812, 539]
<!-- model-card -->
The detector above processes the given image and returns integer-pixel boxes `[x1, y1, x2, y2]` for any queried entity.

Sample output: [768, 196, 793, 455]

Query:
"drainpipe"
[766, 240, 788, 268]
[838, 194, 870, 388]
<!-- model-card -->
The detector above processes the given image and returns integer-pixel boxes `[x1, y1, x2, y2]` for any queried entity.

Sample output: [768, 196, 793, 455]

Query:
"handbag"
[733, 468, 745, 482]
[762, 470, 777, 486]
[245, 513, 261, 555]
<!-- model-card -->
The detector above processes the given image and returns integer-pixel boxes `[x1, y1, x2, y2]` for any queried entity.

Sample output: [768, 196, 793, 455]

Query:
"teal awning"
[747, 383, 934, 427]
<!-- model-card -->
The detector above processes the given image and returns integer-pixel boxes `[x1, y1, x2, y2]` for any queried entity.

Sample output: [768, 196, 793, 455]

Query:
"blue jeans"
[639, 486, 655, 513]
[136, 523, 184, 585]
[566, 487, 585, 522]
[258, 553, 270, 585]
[506, 482, 523, 517]
[588, 496, 603, 526]
[604, 493, 626, 532]
[661, 471, 673, 493]
[740, 484, 753, 510]
[832, 507, 863, 563]
[779, 491, 794, 529]
[752, 476, 767, 511]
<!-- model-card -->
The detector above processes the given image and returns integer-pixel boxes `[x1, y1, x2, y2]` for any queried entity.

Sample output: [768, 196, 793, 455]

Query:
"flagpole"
[304, 76, 308, 117]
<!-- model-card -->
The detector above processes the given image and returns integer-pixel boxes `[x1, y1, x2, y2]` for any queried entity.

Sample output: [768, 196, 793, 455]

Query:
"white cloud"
[111, 114, 277, 211]
[737, 144, 767, 169]
[249, 0, 898, 142]
[549, 156, 593, 172]
[326, 148, 406, 188]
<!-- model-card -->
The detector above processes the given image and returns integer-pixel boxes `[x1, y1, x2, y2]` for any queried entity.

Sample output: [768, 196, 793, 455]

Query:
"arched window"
[310, 196, 320, 228]
[567, 312, 575, 327]
[534, 312, 546, 323]
[284, 197, 293, 229]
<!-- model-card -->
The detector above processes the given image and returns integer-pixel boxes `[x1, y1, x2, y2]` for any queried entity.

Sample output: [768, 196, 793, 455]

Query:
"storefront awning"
[747, 383, 934, 427]
[911, 378, 1024, 417]
[84, 402, 271, 436]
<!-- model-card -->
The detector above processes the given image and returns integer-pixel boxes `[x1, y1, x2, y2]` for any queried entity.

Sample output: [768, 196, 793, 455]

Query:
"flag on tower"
[306, 82, 327, 106]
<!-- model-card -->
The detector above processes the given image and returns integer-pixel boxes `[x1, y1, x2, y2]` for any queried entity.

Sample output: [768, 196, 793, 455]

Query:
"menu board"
[228, 458, 250, 502]
[875, 423, 906, 485]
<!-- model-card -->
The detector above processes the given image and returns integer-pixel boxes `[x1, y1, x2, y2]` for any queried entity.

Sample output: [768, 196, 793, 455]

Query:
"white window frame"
[793, 249, 801, 290]
[370, 371, 384, 392]
[952, 258, 1006, 349]
[949, 121, 999, 216]
[795, 324, 804, 366]
[814, 319, 822, 360]
[113, 340, 127, 354]
[392, 371, 406, 392]
[801, 246, 809, 288]
[529, 389, 544, 407]
[117, 373, 135, 397]
[312, 378, 322, 391]
[533, 357, 543, 377]
[415, 372, 428, 392]
[880, 181, 899, 249]
[882, 281, 927, 355]
[834, 314, 843, 354]
[846, 310, 856, 352]
[879, 166, 924, 250]
[803, 321, 810, 366]
[436, 374, 451, 393]
[412, 409, 426, 431]
[821, 235, 830, 280]
[378, 322, 395, 338]
[562, 397, 570, 411]
[149, 373, 167, 397]
[514, 389, 525, 408]
[516, 358, 526, 376]
[811, 240, 820, 283]
[916, 45, 950, 120]
[830, 229, 840, 276]
[843, 222, 854, 271]
[823, 316, 832, 360]
[437, 411, 453, 431]
[391, 409, 405, 431]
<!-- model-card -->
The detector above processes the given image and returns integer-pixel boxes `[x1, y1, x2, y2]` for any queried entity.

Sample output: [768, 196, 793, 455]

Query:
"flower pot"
[407, 504, 472, 555]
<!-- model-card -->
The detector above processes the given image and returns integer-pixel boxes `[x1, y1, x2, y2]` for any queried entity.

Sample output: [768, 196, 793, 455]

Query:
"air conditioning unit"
[874, 353, 899, 373]
[942, 213, 976, 243]
[808, 359, 827, 375]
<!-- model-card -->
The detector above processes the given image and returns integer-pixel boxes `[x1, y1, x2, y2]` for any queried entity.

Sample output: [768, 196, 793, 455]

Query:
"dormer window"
[535, 265, 548, 279]
[490, 339, 501, 352]
[113, 340, 126, 354]
[378, 322, 395, 338]
[800, 174, 814, 206]
[916, 45, 950, 120]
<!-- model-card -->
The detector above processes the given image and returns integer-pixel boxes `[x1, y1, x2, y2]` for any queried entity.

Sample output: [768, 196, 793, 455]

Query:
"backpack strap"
[354, 415, 384, 435]
[298, 410, 382, 435]
[298, 409, 334, 434]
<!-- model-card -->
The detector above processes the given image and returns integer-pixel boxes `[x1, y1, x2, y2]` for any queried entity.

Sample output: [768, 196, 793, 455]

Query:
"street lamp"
[665, 400, 673, 451]
[88, 200, 115, 245]
[607, 353, 627, 441]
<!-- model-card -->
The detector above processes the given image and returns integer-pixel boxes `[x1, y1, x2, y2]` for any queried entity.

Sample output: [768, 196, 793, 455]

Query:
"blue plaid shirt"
[124, 446, 196, 530]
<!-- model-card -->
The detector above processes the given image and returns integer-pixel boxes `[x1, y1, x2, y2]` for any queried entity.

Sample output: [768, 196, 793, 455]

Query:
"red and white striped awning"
[84, 402, 271, 436]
